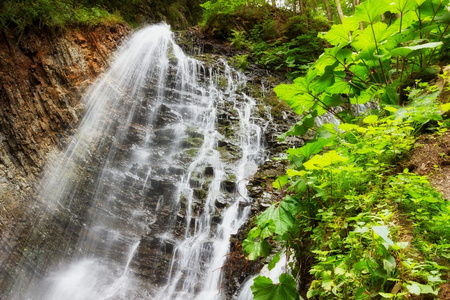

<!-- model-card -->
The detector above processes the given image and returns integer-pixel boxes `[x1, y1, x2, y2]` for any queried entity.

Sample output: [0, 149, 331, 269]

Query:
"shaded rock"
[0, 23, 131, 295]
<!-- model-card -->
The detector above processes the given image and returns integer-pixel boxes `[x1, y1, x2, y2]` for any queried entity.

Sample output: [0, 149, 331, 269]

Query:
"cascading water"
[4, 23, 266, 300]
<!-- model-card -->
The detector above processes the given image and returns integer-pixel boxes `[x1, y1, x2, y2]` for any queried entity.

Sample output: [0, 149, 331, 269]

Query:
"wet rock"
[222, 180, 236, 193]
[204, 166, 214, 176]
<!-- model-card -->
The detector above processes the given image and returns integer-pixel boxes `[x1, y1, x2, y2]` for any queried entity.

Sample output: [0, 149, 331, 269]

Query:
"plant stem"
[425, 23, 449, 68]
[333, 57, 370, 86]
[311, 93, 346, 123]
[369, 22, 389, 85]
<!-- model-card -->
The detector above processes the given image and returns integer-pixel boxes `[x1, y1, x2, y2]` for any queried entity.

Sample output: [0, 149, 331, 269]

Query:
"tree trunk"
[324, 0, 333, 23]
[353, 0, 364, 30]
[353, 0, 359, 12]
[336, 0, 344, 23]
[271, 0, 276, 8]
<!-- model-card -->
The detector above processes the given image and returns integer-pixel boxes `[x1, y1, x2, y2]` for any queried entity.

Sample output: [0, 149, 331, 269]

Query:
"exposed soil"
[407, 129, 450, 200]
[402, 128, 450, 300]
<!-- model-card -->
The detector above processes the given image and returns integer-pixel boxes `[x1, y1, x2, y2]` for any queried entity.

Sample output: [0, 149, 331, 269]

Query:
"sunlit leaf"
[273, 175, 289, 189]
[389, 42, 443, 57]
[383, 256, 396, 275]
[339, 123, 368, 133]
[388, 0, 417, 14]
[354, 0, 390, 23]
[303, 150, 349, 170]
[441, 103, 450, 112]
[372, 225, 394, 247]
[286, 169, 306, 177]
[363, 115, 378, 124]
[324, 18, 358, 45]
[406, 282, 421, 295]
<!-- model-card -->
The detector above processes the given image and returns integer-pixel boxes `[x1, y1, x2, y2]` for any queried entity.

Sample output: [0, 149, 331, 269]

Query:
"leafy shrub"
[229, 54, 249, 70]
[244, 0, 450, 298]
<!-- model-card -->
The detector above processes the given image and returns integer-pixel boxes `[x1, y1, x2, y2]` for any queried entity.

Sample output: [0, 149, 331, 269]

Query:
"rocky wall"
[0, 23, 130, 294]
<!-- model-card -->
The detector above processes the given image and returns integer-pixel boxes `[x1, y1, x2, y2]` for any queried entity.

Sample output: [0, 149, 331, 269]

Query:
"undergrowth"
[200, 2, 328, 79]
[242, 0, 450, 298]
[0, 0, 130, 31]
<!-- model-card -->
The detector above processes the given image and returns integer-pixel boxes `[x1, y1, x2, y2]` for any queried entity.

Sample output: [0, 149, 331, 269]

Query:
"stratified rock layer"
[0, 23, 130, 294]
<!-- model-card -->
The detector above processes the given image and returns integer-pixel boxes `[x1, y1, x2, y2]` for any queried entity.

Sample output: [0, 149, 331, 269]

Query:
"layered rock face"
[0, 23, 130, 294]
[0, 23, 130, 183]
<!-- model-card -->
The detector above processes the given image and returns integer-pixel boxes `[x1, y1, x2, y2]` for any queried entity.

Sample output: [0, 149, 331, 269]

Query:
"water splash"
[6, 23, 266, 300]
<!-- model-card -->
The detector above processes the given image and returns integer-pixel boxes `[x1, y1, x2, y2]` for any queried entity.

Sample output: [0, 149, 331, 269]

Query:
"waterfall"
[5, 23, 266, 300]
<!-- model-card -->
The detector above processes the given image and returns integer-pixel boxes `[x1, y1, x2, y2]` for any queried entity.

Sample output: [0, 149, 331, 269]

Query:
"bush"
[0, 0, 126, 31]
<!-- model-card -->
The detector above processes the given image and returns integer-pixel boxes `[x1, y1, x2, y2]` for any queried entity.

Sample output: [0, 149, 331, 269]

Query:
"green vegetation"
[200, 1, 328, 78]
[0, 0, 204, 32]
[0, 0, 132, 31]
[243, 0, 450, 298]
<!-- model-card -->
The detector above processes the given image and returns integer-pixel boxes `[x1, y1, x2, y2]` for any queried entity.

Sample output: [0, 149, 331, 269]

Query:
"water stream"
[6, 23, 266, 299]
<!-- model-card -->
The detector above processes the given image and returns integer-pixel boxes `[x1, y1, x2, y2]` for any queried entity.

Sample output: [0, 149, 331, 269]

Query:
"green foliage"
[274, 0, 449, 122]
[200, 0, 249, 24]
[200, 1, 328, 78]
[245, 97, 449, 298]
[251, 274, 299, 300]
[229, 54, 249, 70]
[0, 0, 129, 31]
[250, 33, 325, 79]
[0, 0, 203, 31]
[229, 29, 248, 49]
[245, 1, 450, 298]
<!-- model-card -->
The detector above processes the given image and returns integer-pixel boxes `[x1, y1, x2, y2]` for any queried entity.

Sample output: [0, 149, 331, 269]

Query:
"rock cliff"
[0, 23, 130, 294]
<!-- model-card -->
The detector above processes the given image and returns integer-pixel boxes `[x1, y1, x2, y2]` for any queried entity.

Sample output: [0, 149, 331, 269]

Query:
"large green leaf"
[256, 196, 299, 235]
[381, 85, 399, 105]
[349, 63, 370, 81]
[303, 150, 349, 170]
[435, 11, 450, 24]
[388, 0, 418, 14]
[389, 42, 443, 57]
[311, 94, 343, 116]
[315, 49, 342, 74]
[278, 113, 317, 141]
[273, 175, 289, 189]
[274, 81, 316, 115]
[251, 274, 299, 300]
[243, 227, 270, 260]
[354, 0, 390, 24]
[311, 64, 337, 93]
[324, 18, 359, 45]
[420, 0, 450, 19]
[268, 252, 281, 271]
[287, 138, 332, 159]
[350, 85, 380, 104]
[352, 22, 390, 51]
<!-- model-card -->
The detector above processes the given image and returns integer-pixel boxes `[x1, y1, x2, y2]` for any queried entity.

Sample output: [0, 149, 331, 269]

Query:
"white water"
[8, 23, 265, 300]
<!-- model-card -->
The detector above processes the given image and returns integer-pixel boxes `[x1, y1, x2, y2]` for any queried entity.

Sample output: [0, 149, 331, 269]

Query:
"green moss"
[193, 188, 207, 200]
[184, 148, 199, 158]
[182, 136, 203, 148]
